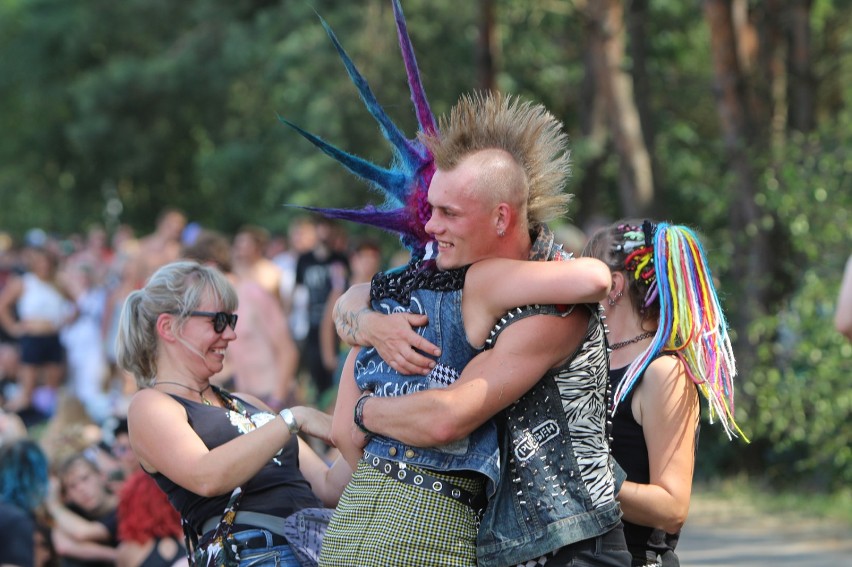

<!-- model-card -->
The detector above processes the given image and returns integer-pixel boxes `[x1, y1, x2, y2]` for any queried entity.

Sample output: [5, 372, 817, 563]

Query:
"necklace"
[609, 331, 655, 350]
[154, 380, 213, 406]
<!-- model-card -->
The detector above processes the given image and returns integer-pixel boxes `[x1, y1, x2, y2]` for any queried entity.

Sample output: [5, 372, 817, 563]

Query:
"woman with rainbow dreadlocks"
[584, 220, 746, 567]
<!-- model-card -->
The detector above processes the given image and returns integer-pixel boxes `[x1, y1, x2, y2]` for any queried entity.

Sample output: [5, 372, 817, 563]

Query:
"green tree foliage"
[0, 0, 478, 237]
[737, 120, 852, 490]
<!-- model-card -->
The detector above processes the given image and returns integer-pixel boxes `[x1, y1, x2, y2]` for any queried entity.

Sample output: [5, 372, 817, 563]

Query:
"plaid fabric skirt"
[319, 459, 484, 567]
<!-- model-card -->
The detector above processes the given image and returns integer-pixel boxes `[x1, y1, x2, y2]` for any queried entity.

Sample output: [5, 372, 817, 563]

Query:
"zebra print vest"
[476, 302, 624, 567]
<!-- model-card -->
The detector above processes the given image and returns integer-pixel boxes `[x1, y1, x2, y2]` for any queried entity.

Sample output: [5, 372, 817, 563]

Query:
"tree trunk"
[586, 0, 654, 217]
[576, 16, 611, 230]
[751, 0, 788, 151]
[734, 0, 773, 136]
[703, 0, 773, 375]
[787, 0, 815, 132]
[627, 0, 653, 149]
[626, 0, 666, 218]
[476, 0, 496, 92]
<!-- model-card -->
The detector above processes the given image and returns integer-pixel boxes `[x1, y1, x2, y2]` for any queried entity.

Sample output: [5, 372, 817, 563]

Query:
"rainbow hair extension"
[617, 221, 658, 309]
[278, 0, 435, 259]
[613, 222, 747, 440]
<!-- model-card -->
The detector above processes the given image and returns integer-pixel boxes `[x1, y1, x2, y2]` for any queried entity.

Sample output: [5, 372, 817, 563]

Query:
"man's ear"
[156, 313, 178, 343]
[494, 203, 512, 235]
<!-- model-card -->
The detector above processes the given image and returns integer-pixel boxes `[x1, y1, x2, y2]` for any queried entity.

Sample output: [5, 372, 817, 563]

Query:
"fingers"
[371, 312, 441, 375]
[411, 331, 440, 358]
[403, 312, 430, 326]
[291, 406, 333, 442]
[388, 347, 436, 376]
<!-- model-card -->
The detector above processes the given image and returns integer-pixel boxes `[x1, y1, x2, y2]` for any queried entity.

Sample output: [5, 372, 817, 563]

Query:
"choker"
[609, 331, 654, 351]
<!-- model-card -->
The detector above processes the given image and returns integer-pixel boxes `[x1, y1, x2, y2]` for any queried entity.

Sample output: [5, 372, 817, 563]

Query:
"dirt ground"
[677, 491, 852, 566]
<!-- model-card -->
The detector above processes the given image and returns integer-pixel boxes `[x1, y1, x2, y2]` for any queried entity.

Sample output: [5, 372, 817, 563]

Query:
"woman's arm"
[835, 255, 852, 340]
[465, 256, 611, 319]
[280, 397, 353, 506]
[616, 355, 699, 534]
[333, 283, 437, 375]
[296, 438, 352, 507]
[127, 388, 296, 497]
[233, 395, 350, 502]
[116, 542, 151, 567]
[327, 348, 367, 468]
[0, 276, 22, 336]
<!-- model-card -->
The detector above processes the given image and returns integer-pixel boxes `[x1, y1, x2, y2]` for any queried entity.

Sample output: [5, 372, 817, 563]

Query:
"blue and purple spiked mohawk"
[279, 0, 435, 260]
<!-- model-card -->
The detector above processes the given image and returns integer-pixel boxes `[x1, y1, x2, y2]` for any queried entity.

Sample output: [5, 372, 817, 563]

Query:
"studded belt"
[363, 451, 487, 511]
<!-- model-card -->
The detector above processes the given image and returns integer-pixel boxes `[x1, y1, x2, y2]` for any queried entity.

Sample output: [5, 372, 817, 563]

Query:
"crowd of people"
[0, 210, 382, 566]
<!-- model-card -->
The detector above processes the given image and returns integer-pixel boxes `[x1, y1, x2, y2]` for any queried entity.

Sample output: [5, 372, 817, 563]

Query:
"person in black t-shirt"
[294, 219, 349, 400]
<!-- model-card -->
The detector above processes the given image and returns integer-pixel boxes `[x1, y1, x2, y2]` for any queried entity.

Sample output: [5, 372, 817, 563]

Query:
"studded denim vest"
[355, 261, 500, 493]
[476, 229, 624, 567]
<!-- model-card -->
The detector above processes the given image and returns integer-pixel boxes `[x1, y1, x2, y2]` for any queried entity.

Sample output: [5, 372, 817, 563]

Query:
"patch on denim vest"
[514, 419, 560, 462]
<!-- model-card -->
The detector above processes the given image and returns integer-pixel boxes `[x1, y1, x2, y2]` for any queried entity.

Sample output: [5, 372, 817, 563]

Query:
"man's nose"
[424, 215, 438, 235]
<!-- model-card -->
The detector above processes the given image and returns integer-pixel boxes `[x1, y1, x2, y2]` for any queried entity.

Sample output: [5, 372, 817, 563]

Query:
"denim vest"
[356, 262, 500, 494]
[476, 305, 623, 567]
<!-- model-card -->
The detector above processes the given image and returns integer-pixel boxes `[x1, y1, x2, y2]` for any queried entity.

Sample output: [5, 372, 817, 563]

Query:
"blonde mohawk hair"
[420, 91, 573, 225]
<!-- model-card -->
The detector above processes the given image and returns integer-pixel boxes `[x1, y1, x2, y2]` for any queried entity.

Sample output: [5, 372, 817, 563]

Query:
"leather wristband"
[353, 393, 373, 435]
[278, 408, 300, 434]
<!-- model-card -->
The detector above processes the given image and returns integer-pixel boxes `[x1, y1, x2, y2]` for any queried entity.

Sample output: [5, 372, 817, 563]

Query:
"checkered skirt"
[319, 459, 483, 567]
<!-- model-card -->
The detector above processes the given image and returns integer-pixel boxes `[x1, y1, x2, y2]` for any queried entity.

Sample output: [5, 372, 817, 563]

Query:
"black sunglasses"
[188, 311, 238, 333]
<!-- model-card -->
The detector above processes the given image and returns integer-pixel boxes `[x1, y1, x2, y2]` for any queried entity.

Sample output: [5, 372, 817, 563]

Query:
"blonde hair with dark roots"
[115, 261, 238, 389]
[419, 91, 573, 226]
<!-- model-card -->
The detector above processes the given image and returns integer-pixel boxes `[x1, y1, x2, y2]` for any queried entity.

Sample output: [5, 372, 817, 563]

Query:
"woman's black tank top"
[610, 365, 683, 563]
[150, 393, 322, 534]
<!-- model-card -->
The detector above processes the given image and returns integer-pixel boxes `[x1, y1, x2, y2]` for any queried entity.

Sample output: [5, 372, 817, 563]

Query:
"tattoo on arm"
[334, 301, 371, 345]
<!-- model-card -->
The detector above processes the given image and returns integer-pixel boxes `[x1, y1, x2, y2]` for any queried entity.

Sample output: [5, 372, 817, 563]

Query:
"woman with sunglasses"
[117, 261, 351, 566]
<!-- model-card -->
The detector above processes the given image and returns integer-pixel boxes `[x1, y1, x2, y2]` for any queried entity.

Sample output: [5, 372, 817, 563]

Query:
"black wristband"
[353, 393, 374, 435]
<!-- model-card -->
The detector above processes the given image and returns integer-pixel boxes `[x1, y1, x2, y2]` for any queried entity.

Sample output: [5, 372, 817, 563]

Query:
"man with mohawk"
[281, 3, 629, 566]
[325, 92, 631, 567]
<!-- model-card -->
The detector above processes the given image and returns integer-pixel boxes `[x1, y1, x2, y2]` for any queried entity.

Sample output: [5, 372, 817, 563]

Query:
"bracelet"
[278, 408, 300, 434]
[353, 393, 374, 435]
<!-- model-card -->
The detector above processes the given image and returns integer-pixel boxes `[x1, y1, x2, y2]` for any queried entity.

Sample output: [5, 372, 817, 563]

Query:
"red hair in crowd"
[118, 470, 182, 543]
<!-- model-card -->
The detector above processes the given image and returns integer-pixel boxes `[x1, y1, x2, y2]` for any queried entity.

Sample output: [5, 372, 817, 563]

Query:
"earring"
[608, 291, 623, 306]
[497, 229, 505, 237]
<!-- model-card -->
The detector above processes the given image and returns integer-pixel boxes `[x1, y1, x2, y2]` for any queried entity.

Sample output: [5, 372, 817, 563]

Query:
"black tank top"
[610, 365, 685, 562]
[150, 393, 322, 534]
[139, 537, 184, 567]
